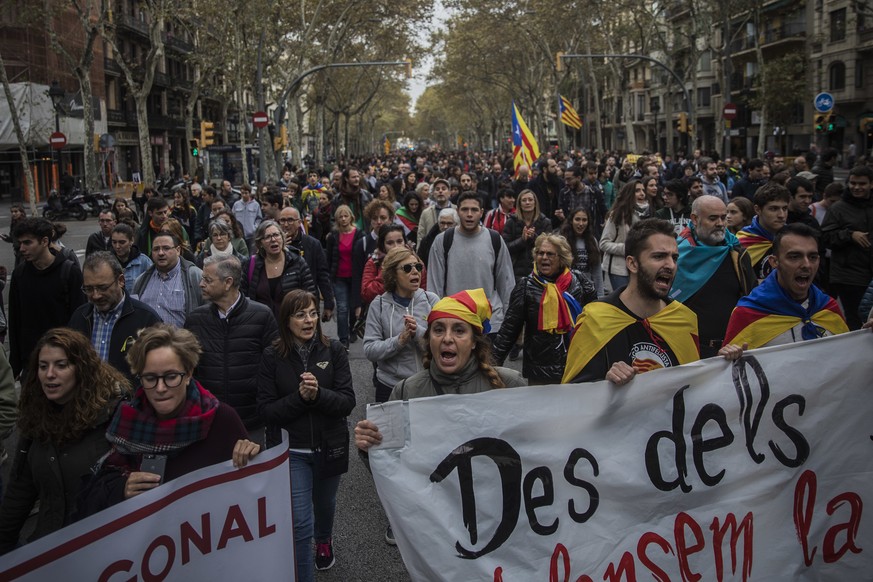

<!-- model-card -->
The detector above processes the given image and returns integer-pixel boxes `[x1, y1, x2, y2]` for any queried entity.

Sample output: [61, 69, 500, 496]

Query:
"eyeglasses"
[292, 310, 319, 321]
[81, 282, 117, 294]
[535, 251, 557, 259]
[152, 245, 178, 253]
[399, 262, 424, 274]
[262, 232, 283, 241]
[139, 371, 186, 389]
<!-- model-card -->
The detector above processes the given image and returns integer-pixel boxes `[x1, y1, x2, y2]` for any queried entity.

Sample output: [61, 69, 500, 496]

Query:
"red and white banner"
[1, 436, 294, 581]
[368, 332, 873, 581]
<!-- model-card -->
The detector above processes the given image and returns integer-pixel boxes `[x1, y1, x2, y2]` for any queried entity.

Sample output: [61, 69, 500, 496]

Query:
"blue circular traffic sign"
[814, 92, 834, 113]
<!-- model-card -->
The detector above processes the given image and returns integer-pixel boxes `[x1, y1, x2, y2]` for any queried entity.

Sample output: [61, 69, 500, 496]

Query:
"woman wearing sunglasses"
[363, 247, 439, 403]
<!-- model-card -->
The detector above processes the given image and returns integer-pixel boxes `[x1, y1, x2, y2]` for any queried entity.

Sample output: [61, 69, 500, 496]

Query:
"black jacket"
[821, 192, 873, 286]
[257, 339, 355, 449]
[68, 294, 162, 383]
[491, 271, 596, 382]
[527, 174, 565, 229]
[240, 250, 316, 319]
[184, 295, 279, 430]
[502, 213, 554, 279]
[0, 402, 117, 554]
[85, 231, 111, 256]
[288, 233, 335, 310]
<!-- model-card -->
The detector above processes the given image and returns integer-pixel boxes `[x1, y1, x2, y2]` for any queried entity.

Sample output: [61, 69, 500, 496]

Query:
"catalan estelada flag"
[723, 271, 848, 349]
[559, 95, 583, 129]
[736, 217, 774, 266]
[511, 101, 540, 175]
[561, 300, 700, 384]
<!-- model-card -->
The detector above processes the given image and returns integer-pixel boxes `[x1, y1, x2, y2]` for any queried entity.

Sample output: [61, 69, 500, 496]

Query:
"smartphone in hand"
[140, 454, 168, 483]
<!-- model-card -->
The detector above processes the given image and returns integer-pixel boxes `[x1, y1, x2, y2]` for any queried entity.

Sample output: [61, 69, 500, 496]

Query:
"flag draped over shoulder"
[561, 300, 699, 383]
[736, 217, 774, 266]
[559, 95, 583, 129]
[723, 271, 848, 348]
[512, 102, 540, 175]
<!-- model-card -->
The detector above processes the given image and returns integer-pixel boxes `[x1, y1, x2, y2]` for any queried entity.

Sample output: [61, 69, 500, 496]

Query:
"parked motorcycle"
[42, 190, 88, 221]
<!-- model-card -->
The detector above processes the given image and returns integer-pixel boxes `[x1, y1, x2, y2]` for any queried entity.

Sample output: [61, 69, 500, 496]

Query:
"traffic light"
[814, 114, 826, 133]
[826, 114, 835, 133]
[190, 139, 200, 157]
[200, 120, 215, 147]
[676, 112, 688, 134]
[273, 126, 288, 151]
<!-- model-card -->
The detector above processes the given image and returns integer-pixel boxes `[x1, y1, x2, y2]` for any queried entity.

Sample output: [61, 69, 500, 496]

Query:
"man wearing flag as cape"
[562, 219, 744, 385]
[724, 223, 849, 348]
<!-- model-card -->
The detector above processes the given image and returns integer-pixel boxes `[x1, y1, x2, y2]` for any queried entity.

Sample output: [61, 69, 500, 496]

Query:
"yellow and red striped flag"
[511, 101, 540, 175]
[559, 95, 583, 129]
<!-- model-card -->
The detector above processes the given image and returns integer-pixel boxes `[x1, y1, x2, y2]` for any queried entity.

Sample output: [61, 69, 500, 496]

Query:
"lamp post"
[48, 80, 65, 193]
[651, 101, 661, 154]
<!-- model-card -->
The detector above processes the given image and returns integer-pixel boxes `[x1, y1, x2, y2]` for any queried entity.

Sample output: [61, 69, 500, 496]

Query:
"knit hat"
[427, 288, 492, 333]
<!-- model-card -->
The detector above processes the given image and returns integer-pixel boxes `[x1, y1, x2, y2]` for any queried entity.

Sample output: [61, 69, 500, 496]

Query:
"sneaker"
[508, 345, 522, 361]
[315, 539, 335, 571]
[385, 525, 396, 546]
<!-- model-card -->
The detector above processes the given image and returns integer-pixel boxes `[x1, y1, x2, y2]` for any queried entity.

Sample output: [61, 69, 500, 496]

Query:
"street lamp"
[651, 101, 661, 154]
[48, 80, 65, 192]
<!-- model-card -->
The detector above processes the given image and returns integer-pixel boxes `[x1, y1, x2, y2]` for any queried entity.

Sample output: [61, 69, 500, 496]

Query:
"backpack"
[442, 227, 502, 292]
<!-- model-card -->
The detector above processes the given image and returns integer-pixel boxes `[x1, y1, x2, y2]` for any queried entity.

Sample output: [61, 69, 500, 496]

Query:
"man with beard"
[724, 223, 848, 348]
[528, 158, 565, 229]
[669, 196, 756, 358]
[730, 158, 768, 201]
[562, 219, 744, 384]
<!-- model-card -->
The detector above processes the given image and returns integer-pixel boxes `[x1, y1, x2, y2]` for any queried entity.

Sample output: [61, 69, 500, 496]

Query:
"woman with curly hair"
[0, 328, 129, 553]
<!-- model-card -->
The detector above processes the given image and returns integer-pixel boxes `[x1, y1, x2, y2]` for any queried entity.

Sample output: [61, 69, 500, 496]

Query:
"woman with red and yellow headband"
[355, 288, 526, 444]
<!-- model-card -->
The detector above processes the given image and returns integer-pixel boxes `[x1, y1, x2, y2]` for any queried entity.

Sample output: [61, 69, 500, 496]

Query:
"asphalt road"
[0, 206, 524, 580]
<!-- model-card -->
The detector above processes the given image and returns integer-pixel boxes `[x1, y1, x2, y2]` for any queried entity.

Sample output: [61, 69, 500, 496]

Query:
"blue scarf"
[670, 226, 739, 303]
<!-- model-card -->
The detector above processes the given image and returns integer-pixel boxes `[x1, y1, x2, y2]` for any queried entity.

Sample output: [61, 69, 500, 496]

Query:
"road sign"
[252, 111, 269, 128]
[814, 92, 834, 113]
[50, 131, 67, 149]
[723, 103, 737, 120]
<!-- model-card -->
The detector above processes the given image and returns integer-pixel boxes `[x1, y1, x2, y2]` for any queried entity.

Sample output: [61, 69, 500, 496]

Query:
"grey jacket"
[389, 362, 526, 401]
[363, 289, 440, 388]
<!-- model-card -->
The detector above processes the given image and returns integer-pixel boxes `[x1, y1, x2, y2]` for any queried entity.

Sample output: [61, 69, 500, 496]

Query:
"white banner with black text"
[368, 331, 873, 581]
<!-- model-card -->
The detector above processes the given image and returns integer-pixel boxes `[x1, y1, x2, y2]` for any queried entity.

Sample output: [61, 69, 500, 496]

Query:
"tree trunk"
[134, 98, 155, 185]
[79, 71, 99, 192]
[0, 53, 38, 213]
[315, 98, 325, 169]
[287, 96, 302, 169]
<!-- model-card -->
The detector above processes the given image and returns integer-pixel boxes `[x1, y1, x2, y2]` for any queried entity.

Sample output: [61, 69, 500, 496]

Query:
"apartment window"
[699, 50, 712, 72]
[697, 87, 711, 107]
[829, 61, 846, 90]
[830, 8, 846, 42]
[855, 61, 864, 88]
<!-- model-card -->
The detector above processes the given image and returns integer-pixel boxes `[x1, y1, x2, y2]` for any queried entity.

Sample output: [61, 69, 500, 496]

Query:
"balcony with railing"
[104, 57, 122, 76]
[113, 12, 149, 37]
